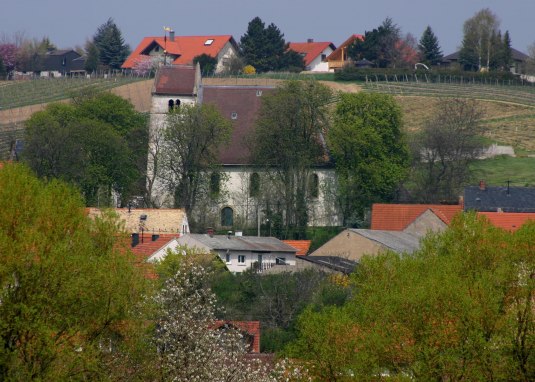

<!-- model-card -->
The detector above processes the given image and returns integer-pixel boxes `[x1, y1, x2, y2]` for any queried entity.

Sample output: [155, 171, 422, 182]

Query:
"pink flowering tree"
[0, 44, 18, 73]
[131, 55, 155, 76]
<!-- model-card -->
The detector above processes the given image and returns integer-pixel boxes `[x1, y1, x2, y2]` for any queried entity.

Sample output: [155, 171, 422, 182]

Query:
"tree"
[0, 43, 17, 74]
[84, 40, 100, 73]
[327, 92, 410, 227]
[159, 103, 232, 216]
[92, 18, 130, 70]
[460, 8, 500, 71]
[501, 30, 513, 71]
[411, 98, 485, 203]
[418, 26, 443, 66]
[526, 41, 535, 74]
[250, 80, 332, 238]
[0, 56, 6, 80]
[0, 163, 146, 380]
[193, 53, 218, 75]
[240, 17, 304, 72]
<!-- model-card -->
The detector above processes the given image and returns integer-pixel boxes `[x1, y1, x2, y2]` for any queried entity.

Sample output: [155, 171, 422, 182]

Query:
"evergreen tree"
[0, 55, 6, 80]
[84, 40, 100, 73]
[349, 17, 400, 68]
[240, 17, 268, 71]
[418, 26, 443, 65]
[92, 18, 130, 70]
[501, 30, 513, 71]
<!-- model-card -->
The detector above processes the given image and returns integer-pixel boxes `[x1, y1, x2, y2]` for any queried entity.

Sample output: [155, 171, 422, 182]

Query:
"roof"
[464, 185, 535, 212]
[202, 86, 275, 164]
[122, 35, 236, 69]
[287, 41, 336, 66]
[371, 203, 462, 231]
[87, 208, 188, 234]
[214, 320, 261, 353]
[282, 240, 311, 256]
[478, 212, 535, 231]
[153, 65, 198, 95]
[129, 233, 180, 262]
[298, 256, 357, 274]
[443, 48, 528, 62]
[327, 34, 364, 62]
[349, 229, 421, 254]
[182, 234, 297, 253]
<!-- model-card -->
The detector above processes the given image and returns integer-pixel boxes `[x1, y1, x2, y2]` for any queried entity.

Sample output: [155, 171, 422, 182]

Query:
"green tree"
[418, 26, 443, 66]
[84, 40, 100, 73]
[0, 163, 146, 380]
[501, 30, 513, 71]
[240, 17, 303, 72]
[250, 80, 332, 238]
[193, 53, 218, 75]
[327, 92, 410, 227]
[159, 104, 232, 218]
[460, 8, 500, 71]
[0, 55, 6, 80]
[92, 18, 130, 70]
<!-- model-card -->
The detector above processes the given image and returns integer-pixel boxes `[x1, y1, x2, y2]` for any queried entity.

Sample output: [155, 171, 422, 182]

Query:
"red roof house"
[282, 240, 312, 256]
[371, 203, 462, 231]
[327, 34, 364, 71]
[288, 40, 336, 72]
[213, 321, 261, 353]
[478, 212, 535, 231]
[122, 34, 238, 73]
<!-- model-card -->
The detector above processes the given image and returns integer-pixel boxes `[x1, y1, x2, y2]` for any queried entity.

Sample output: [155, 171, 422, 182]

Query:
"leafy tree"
[0, 43, 17, 74]
[418, 26, 443, 66]
[193, 53, 218, 75]
[0, 163, 146, 380]
[0, 55, 6, 80]
[240, 17, 304, 72]
[250, 80, 332, 238]
[159, 103, 232, 217]
[84, 40, 100, 73]
[92, 18, 130, 70]
[327, 92, 410, 227]
[460, 8, 500, 71]
[526, 41, 535, 74]
[411, 98, 485, 203]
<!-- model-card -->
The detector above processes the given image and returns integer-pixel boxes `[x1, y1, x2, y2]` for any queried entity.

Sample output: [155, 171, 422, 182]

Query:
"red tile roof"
[153, 65, 197, 95]
[130, 233, 180, 263]
[122, 35, 236, 69]
[478, 212, 535, 231]
[287, 41, 335, 66]
[214, 320, 261, 353]
[282, 240, 312, 256]
[327, 34, 364, 62]
[371, 203, 462, 231]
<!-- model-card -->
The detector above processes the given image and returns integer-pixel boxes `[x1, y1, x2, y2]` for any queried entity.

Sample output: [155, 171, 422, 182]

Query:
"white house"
[288, 40, 336, 72]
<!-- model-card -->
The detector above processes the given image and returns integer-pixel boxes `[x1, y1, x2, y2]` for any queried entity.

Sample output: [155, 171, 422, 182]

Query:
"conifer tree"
[418, 26, 443, 66]
[92, 18, 130, 70]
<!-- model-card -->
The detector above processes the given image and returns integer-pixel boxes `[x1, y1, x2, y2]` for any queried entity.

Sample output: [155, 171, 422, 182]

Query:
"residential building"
[441, 48, 529, 74]
[464, 181, 535, 212]
[288, 40, 336, 72]
[39, 49, 86, 77]
[326, 34, 364, 71]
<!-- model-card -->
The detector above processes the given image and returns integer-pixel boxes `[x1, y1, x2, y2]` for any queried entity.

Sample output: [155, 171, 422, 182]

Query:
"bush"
[243, 65, 256, 75]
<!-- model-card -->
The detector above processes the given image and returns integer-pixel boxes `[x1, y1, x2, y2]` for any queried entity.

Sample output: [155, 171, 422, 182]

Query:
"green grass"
[470, 155, 535, 187]
[0, 76, 147, 110]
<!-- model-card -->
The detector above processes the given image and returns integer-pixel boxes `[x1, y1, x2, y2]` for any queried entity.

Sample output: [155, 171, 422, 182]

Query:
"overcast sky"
[2, 0, 534, 55]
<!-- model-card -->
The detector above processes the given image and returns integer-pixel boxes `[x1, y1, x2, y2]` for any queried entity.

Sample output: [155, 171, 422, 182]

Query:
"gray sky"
[2, 0, 534, 55]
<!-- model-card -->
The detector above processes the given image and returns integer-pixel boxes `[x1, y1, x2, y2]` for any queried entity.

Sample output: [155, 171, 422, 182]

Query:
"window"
[210, 172, 220, 194]
[238, 255, 245, 264]
[175, 99, 181, 109]
[321, 53, 327, 61]
[225, 253, 231, 264]
[276, 257, 287, 265]
[249, 172, 260, 197]
[308, 173, 319, 198]
[231, 112, 238, 120]
[168, 99, 174, 112]
[204, 39, 214, 46]
[221, 207, 233, 226]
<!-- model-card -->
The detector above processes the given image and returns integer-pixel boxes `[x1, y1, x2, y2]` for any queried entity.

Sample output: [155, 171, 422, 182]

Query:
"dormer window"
[231, 112, 238, 120]
[204, 39, 214, 46]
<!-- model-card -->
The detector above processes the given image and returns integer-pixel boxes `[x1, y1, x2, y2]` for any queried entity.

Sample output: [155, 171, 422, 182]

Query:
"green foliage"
[0, 163, 146, 380]
[92, 18, 130, 70]
[84, 40, 100, 73]
[240, 17, 304, 72]
[328, 92, 410, 226]
[193, 53, 218, 75]
[418, 26, 443, 66]
[0, 56, 6, 80]
[460, 8, 501, 71]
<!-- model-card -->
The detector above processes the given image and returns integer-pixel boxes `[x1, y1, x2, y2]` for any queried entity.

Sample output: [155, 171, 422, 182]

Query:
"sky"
[2, 0, 534, 55]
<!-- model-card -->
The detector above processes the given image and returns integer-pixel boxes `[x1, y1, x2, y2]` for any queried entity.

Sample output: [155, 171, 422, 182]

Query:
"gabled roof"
[181, 234, 297, 253]
[464, 185, 535, 212]
[87, 208, 188, 234]
[478, 212, 535, 231]
[349, 229, 421, 254]
[443, 48, 528, 63]
[282, 240, 312, 256]
[371, 203, 462, 231]
[327, 34, 364, 61]
[298, 256, 357, 274]
[153, 65, 198, 95]
[130, 233, 180, 262]
[214, 320, 261, 353]
[122, 35, 236, 69]
[202, 85, 275, 165]
[287, 41, 336, 66]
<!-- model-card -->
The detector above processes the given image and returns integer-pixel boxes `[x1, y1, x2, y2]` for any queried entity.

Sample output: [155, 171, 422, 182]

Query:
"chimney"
[479, 180, 486, 191]
[169, 30, 175, 42]
[206, 227, 214, 238]
[307, 38, 314, 43]
[131, 233, 139, 247]
[227, 230, 232, 239]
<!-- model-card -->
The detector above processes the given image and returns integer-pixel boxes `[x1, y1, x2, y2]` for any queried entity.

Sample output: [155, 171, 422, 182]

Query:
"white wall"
[216, 42, 239, 74]
[307, 46, 334, 72]
[220, 250, 296, 273]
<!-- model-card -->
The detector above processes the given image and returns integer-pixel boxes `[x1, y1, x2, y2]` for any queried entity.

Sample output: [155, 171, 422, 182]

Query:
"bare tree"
[411, 98, 486, 203]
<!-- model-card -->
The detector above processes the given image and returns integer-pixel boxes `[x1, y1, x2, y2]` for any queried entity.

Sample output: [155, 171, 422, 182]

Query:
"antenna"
[506, 180, 511, 195]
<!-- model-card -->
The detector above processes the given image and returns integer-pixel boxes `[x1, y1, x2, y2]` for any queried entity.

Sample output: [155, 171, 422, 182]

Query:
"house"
[478, 212, 535, 231]
[287, 40, 336, 72]
[171, 233, 297, 273]
[40, 49, 86, 77]
[282, 240, 311, 256]
[464, 181, 535, 212]
[147, 65, 342, 228]
[309, 228, 421, 262]
[213, 320, 261, 353]
[441, 48, 529, 74]
[122, 33, 239, 73]
[326, 34, 364, 71]
[296, 255, 357, 274]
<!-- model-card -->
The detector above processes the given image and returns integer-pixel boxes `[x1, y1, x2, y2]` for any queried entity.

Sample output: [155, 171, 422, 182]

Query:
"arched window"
[221, 207, 233, 227]
[308, 173, 319, 198]
[210, 172, 221, 195]
[175, 99, 181, 108]
[249, 172, 260, 197]
[168, 99, 174, 112]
